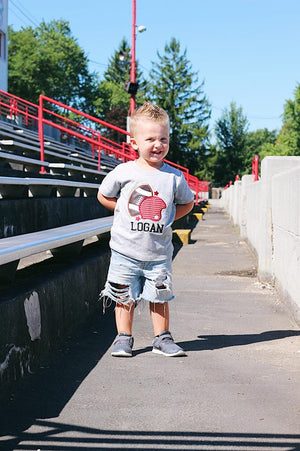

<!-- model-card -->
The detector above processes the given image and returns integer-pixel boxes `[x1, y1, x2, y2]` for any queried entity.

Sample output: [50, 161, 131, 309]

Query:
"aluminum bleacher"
[0, 93, 126, 280]
[0, 90, 207, 282]
[0, 121, 117, 180]
[0, 216, 113, 281]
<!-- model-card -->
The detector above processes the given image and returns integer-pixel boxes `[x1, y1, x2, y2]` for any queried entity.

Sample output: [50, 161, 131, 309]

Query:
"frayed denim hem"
[99, 281, 135, 314]
[99, 277, 174, 314]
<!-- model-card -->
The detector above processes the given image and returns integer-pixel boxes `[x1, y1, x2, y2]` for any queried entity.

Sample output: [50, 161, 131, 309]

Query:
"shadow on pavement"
[0, 308, 116, 441]
[1, 420, 300, 450]
[179, 330, 300, 351]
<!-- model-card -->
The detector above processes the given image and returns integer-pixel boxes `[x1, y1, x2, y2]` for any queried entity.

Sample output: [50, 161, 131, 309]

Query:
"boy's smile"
[130, 119, 169, 169]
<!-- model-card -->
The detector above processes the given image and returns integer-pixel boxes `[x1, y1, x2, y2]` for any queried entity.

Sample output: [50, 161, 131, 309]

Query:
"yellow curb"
[201, 207, 208, 213]
[193, 213, 203, 221]
[172, 229, 191, 245]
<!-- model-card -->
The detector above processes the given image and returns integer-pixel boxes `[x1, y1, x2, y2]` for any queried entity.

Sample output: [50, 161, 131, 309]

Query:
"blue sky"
[8, 0, 300, 134]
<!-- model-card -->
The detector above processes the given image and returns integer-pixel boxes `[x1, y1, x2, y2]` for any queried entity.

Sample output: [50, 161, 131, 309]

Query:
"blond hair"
[130, 101, 169, 136]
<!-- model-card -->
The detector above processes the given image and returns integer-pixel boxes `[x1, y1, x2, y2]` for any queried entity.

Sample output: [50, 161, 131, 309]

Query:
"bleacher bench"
[0, 176, 100, 198]
[0, 216, 113, 281]
[0, 150, 50, 171]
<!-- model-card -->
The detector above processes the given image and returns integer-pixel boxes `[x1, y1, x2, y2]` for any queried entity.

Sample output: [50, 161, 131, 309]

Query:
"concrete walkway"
[1, 202, 300, 450]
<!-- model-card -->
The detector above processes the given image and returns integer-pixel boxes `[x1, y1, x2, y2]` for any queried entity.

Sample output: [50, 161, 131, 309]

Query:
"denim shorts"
[101, 249, 174, 306]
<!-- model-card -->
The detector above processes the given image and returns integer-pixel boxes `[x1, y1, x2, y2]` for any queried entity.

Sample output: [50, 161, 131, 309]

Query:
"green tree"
[93, 81, 130, 139]
[214, 102, 249, 186]
[257, 84, 300, 159]
[98, 39, 148, 132]
[276, 83, 300, 155]
[149, 38, 211, 172]
[103, 38, 148, 102]
[246, 128, 277, 167]
[104, 38, 131, 85]
[8, 20, 98, 114]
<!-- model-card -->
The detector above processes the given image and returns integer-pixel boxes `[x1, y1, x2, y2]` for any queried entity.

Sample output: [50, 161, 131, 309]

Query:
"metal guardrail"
[0, 89, 209, 204]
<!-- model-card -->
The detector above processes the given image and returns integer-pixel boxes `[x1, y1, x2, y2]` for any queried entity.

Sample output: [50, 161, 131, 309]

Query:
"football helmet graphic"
[128, 184, 166, 221]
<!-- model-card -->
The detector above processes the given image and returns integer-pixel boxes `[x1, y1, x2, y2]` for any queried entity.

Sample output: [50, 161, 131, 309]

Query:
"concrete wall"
[0, 242, 111, 400]
[0, 195, 113, 399]
[221, 156, 300, 323]
[271, 166, 300, 317]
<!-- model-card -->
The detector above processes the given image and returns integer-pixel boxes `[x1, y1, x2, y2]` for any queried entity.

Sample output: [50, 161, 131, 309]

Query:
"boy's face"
[130, 118, 169, 169]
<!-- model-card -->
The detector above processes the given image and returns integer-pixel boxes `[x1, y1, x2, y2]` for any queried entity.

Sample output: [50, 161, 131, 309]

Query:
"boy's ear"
[130, 137, 139, 150]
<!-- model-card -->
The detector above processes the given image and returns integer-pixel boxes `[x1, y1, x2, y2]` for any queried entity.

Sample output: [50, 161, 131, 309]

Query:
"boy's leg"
[150, 301, 169, 336]
[115, 300, 135, 335]
[112, 288, 135, 357]
[150, 301, 185, 357]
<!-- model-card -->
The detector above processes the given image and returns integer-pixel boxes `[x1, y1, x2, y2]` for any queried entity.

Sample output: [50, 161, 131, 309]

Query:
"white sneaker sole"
[152, 348, 186, 357]
[111, 350, 132, 357]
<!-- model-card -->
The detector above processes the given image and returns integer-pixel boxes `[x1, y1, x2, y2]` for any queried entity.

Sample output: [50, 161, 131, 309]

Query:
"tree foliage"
[149, 38, 211, 173]
[9, 19, 298, 184]
[245, 128, 277, 166]
[213, 102, 249, 185]
[8, 20, 98, 114]
[276, 84, 300, 156]
[104, 38, 131, 85]
[97, 38, 148, 130]
[257, 84, 300, 159]
[93, 81, 130, 139]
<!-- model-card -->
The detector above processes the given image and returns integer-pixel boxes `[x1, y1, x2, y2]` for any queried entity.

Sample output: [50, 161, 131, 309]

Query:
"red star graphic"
[154, 191, 159, 196]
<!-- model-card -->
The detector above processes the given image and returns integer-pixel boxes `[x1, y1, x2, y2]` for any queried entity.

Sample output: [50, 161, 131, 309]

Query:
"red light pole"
[130, 0, 137, 115]
[125, 0, 145, 119]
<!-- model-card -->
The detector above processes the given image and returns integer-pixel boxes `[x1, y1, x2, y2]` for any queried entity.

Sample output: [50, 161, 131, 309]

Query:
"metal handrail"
[0, 90, 208, 204]
[0, 89, 38, 128]
[38, 95, 134, 173]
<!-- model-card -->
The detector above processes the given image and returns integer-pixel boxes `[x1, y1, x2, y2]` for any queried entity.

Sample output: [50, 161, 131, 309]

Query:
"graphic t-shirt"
[98, 160, 194, 261]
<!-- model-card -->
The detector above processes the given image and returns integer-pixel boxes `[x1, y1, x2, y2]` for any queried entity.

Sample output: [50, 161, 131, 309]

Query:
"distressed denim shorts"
[101, 249, 174, 307]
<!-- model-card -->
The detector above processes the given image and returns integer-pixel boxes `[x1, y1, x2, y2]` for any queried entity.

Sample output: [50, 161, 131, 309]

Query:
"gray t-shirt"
[98, 160, 194, 261]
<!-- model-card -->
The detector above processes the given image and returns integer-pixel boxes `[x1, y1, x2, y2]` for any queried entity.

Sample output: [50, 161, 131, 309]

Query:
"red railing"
[0, 90, 207, 204]
[252, 154, 259, 181]
[223, 155, 260, 189]
[0, 90, 38, 128]
[38, 94, 135, 173]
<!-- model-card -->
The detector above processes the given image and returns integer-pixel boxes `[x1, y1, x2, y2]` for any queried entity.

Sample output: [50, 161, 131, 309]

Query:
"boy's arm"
[174, 200, 194, 220]
[97, 191, 117, 212]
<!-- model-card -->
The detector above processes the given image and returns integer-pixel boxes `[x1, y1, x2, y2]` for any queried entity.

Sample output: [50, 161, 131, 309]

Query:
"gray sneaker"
[152, 331, 186, 357]
[111, 333, 134, 357]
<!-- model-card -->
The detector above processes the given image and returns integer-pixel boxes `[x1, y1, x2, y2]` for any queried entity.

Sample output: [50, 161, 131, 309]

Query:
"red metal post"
[98, 147, 101, 171]
[195, 178, 199, 205]
[10, 98, 17, 118]
[97, 133, 101, 169]
[252, 154, 259, 181]
[130, 0, 136, 115]
[38, 95, 47, 174]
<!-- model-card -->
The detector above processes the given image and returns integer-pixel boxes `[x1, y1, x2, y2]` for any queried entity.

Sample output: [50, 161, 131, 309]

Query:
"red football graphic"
[128, 184, 153, 216]
[139, 196, 166, 221]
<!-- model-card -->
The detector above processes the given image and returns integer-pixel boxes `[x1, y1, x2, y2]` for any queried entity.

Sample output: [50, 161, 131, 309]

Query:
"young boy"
[97, 101, 194, 357]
